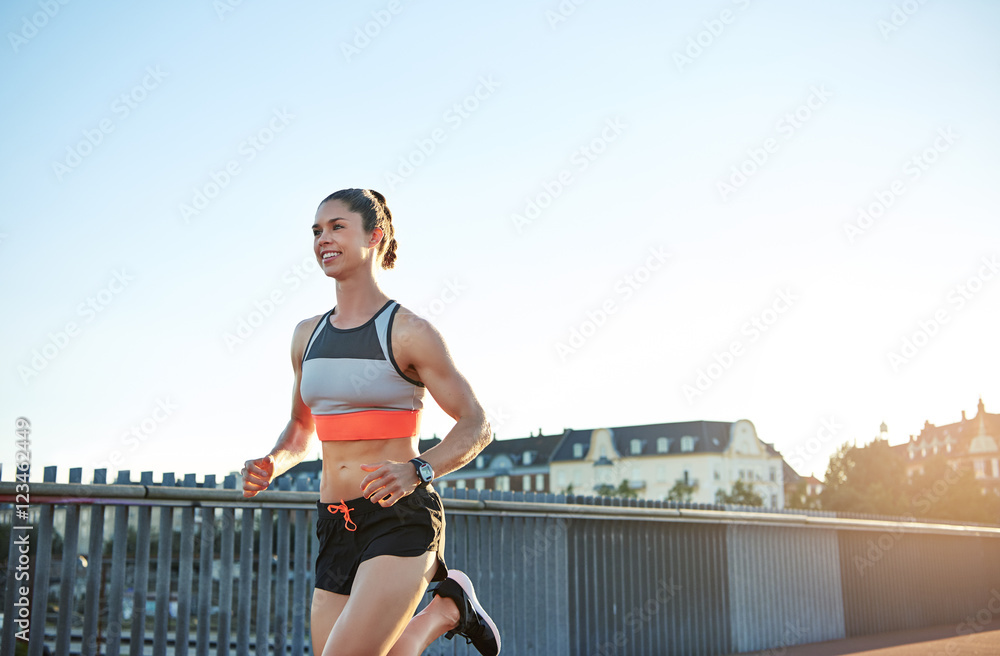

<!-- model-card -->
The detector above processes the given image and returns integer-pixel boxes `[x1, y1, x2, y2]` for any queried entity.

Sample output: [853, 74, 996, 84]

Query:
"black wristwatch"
[410, 458, 434, 486]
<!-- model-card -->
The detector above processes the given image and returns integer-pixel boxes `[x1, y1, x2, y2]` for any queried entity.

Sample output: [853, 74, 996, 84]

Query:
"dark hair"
[318, 188, 398, 269]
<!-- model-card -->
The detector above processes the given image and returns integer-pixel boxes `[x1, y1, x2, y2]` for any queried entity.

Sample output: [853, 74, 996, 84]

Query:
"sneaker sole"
[446, 569, 501, 655]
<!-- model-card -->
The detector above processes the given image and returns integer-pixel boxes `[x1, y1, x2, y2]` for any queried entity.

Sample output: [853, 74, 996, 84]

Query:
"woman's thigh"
[311, 588, 349, 656]
[319, 552, 438, 656]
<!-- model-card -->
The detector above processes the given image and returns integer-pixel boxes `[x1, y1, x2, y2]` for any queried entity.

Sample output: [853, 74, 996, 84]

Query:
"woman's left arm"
[360, 309, 492, 505]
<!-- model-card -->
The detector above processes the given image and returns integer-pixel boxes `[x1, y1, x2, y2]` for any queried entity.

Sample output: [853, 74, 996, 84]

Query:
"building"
[892, 398, 1000, 495]
[546, 419, 786, 508]
[428, 432, 562, 493]
[278, 418, 788, 508]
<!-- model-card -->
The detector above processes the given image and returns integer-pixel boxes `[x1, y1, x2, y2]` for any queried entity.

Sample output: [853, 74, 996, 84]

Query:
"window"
[523, 451, 534, 466]
[932, 445, 938, 455]
[573, 443, 584, 458]
[909, 451, 915, 460]
[632, 467, 641, 481]
[680, 436, 695, 452]
[475, 478, 486, 490]
[683, 470, 690, 485]
[975, 460, 986, 479]
[770, 494, 777, 508]
[497, 476, 510, 492]
[557, 472, 567, 487]
[946, 443, 953, 453]
[921, 448, 926, 457]
[437, 480, 447, 490]
[523, 475, 532, 491]
[630, 439, 642, 455]
[456, 479, 466, 490]
[600, 446, 607, 459]
[657, 437, 668, 453]
[476, 457, 485, 470]
[993, 459, 999, 479]
[713, 469, 720, 481]
[535, 474, 545, 491]
[769, 467, 776, 482]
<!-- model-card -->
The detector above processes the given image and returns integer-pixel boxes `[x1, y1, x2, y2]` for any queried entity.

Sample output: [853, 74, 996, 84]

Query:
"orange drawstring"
[328, 500, 357, 531]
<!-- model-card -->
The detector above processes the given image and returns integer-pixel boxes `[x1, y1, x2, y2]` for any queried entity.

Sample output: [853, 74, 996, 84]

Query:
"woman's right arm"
[242, 317, 318, 498]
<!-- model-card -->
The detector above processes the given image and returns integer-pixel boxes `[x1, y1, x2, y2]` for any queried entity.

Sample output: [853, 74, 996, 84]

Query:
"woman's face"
[312, 199, 382, 277]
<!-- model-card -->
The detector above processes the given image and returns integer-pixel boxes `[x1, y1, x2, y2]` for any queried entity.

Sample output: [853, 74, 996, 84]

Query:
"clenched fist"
[242, 455, 275, 498]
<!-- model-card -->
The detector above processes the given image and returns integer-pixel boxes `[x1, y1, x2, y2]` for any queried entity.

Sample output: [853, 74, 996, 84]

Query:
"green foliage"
[594, 479, 639, 499]
[817, 437, 1000, 525]
[819, 439, 908, 516]
[908, 457, 1000, 524]
[666, 480, 696, 503]
[785, 479, 821, 510]
[716, 480, 764, 506]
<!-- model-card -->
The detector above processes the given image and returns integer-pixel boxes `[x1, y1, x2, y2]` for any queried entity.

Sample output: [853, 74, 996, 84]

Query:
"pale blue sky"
[2, 0, 999, 484]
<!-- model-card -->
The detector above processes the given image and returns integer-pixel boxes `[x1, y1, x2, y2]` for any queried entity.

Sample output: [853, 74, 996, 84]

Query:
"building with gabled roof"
[546, 418, 786, 507]
[426, 431, 563, 494]
[891, 398, 1000, 495]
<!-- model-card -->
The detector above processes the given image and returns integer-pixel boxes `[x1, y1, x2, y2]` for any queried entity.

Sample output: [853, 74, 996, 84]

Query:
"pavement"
[733, 616, 1000, 655]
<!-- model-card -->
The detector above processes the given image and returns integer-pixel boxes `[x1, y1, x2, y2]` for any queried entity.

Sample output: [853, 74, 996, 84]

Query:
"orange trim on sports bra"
[313, 409, 422, 441]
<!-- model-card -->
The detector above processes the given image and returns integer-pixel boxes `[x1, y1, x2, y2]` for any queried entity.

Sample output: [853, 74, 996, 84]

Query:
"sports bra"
[300, 299, 425, 441]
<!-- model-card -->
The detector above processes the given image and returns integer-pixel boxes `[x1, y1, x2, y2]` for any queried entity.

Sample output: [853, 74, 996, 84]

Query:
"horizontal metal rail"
[3, 481, 999, 537]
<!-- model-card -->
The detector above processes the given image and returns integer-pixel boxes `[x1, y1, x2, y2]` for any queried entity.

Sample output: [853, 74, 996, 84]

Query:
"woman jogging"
[241, 188, 500, 656]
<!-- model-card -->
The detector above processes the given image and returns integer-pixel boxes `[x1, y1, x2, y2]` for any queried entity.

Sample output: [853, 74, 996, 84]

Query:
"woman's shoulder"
[389, 304, 444, 347]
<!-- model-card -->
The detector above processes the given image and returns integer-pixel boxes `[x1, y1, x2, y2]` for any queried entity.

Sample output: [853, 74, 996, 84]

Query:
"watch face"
[419, 463, 433, 481]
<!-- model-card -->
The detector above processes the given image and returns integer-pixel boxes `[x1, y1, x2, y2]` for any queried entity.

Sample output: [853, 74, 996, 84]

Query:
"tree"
[595, 479, 639, 499]
[716, 480, 763, 506]
[819, 439, 908, 516]
[908, 457, 1000, 525]
[785, 479, 821, 510]
[666, 480, 696, 503]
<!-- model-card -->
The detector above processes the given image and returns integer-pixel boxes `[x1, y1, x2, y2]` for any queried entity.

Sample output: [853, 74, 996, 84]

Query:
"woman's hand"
[360, 460, 420, 507]
[242, 455, 275, 498]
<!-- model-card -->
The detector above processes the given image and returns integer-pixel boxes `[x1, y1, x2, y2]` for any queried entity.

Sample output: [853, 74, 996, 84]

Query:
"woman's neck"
[332, 275, 390, 324]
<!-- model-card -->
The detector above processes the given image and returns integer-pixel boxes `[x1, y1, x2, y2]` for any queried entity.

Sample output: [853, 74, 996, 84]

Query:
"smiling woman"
[240, 188, 501, 656]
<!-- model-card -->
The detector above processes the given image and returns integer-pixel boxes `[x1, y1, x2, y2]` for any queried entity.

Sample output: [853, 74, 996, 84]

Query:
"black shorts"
[314, 485, 448, 595]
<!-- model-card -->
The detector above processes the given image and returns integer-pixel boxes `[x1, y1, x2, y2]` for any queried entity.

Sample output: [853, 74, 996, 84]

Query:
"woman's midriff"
[319, 437, 421, 502]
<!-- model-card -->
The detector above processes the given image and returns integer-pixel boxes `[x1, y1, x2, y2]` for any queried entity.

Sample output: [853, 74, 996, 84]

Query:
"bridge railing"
[2, 467, 1000, 656]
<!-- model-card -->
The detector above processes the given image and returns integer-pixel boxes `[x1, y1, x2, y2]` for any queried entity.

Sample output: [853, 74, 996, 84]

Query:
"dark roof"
[424, 433, 564, 475]
[550, 420, 734, 461]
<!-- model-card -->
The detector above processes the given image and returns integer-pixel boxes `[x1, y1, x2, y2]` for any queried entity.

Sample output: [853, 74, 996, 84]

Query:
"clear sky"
[2, 0, 998, 484]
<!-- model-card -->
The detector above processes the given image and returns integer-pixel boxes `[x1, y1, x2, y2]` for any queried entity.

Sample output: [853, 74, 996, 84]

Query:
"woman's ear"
[368, 226, 384, 248]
